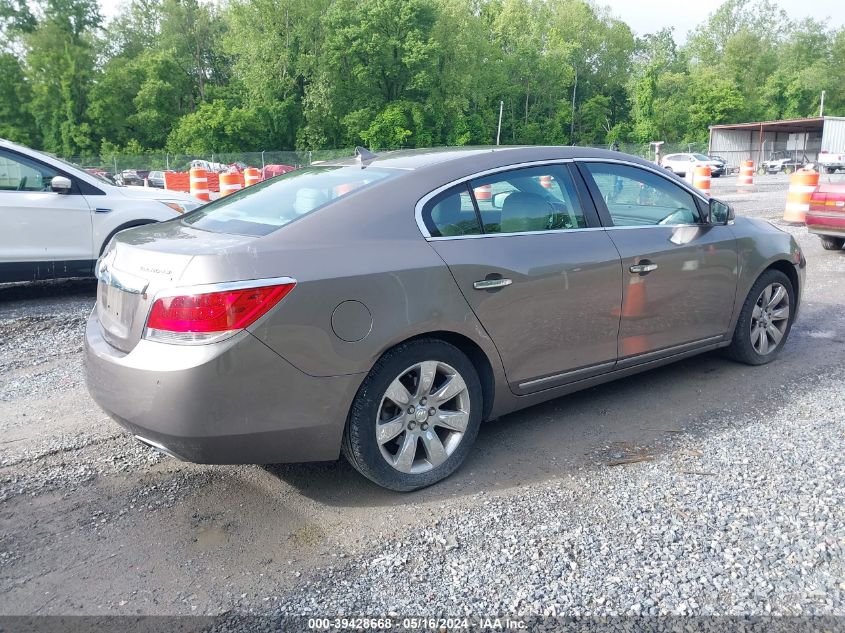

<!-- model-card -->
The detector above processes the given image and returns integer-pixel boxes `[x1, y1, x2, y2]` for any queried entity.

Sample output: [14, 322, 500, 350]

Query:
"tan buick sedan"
[85, 147, 805, 490]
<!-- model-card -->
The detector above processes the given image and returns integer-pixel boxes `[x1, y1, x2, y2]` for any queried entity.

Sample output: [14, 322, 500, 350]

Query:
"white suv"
[661, 153, 724, 178]
[0, 139, 200, 283]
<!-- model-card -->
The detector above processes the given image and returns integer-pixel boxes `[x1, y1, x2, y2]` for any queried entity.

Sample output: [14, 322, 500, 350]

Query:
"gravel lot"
[1, 172, 843, 622]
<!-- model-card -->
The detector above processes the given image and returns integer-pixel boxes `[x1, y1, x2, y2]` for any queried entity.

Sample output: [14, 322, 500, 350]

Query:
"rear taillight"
[145, 280, 295, 344]
[810, 190, 845, 212]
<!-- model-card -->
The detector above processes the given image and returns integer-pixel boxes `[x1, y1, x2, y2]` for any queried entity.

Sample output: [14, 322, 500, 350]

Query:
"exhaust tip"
[133, 435, 187, 461]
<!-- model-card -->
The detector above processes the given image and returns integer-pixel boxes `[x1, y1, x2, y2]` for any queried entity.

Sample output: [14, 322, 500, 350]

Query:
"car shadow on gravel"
[0, 278, 96, 302]
[265, 305, 842, 508]
[264, 353, 731, 506]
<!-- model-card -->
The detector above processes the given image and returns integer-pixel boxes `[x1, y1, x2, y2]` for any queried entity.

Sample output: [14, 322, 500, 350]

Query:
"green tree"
[0, 52, 37, 143]
[6, 0, 102, 155]
[166, 100, 264, 153]
[300, 0, 439, 148]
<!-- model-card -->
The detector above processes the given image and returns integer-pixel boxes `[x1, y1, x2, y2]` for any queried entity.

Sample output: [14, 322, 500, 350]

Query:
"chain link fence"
[62, 143, 711, 177]
[65, 149, 355, 176]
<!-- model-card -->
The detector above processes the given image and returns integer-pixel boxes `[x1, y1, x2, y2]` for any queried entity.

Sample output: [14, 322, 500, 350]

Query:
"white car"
[818, 151, 845, 174]
[0, 138, 201, 283]
[661, 153, 724, 178]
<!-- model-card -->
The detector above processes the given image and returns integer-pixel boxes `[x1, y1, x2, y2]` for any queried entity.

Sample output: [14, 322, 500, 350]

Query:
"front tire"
[342, 339, 483, 491]
[820, 235, 845, 251]
[725, 270, 795, 366]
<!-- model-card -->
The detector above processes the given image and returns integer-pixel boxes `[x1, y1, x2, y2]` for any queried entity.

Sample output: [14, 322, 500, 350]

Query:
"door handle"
[629, 262, 658, 274]
[473, 278, 512, 290]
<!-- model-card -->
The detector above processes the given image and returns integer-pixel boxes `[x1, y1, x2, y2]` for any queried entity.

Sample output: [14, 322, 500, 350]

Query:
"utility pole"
[820, 90, 826, 117]
[570, 67, 578, 143]
[496, 101, 503, 146]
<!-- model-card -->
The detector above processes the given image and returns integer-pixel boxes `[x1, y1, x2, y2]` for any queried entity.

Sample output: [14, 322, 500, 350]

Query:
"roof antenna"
[355, 146, 377, 167]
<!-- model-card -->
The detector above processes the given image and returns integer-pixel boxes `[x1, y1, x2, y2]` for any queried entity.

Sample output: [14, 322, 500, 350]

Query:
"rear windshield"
[181, 166, 397, 236]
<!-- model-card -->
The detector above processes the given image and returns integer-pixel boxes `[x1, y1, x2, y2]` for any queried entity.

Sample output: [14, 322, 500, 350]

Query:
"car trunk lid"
[96, 221, 258, 352]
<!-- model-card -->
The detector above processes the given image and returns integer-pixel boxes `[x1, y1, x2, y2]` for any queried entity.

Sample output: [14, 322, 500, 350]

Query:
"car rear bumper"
[806, 211, 845, 237]
[84, 311, 364, 464]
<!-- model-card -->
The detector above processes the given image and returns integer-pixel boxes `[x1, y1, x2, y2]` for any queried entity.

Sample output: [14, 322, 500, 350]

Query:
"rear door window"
[470, 165, 587, 234]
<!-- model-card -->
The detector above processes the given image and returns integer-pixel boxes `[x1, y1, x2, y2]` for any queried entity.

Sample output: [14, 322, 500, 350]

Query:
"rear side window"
[422, 185, 482, 237]
[470, 165, 586, 234]
[182, 166, 397, 236]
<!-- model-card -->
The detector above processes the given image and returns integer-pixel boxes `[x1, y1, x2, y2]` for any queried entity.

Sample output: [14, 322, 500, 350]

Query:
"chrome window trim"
[423, 223, 709, 241]
[605, 223, 707, 230]
[151, 276, 297, 299]
[426, 227, 603, 241]
[415, 159, 576, 239]
[415, 156, 711, 240]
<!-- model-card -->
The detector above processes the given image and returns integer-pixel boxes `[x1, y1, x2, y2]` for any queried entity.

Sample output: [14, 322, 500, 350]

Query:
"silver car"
[84, 147, 805, 491]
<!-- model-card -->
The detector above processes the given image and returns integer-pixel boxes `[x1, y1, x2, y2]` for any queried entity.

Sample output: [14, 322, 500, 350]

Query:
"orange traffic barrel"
[614, 275, 648, 319]
[189, 167, 210, 201]
[474, 184, 492, 200]
[244, 167, 261, 187]
[539, 175, 553, 189]
[783, 168, 820, 224]
[334, 182, 356, 197]
[219, 171, 243, 197]
[738, 160, 754, 191]
[693, 165, 711, 197]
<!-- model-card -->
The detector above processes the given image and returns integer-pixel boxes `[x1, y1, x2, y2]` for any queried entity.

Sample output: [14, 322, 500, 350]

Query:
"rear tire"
[820, 235, 845, 251]
[342, 339, 483, 492]
[826, 167, 836, 174]
[725, 269, 795, 366]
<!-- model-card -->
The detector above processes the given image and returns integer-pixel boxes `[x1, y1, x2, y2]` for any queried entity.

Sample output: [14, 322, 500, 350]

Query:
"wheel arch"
[388, 330, 496, 422]
[727, 255, 802, 345]
[99, 219, 156, 256]
[764, 259, 799, 296]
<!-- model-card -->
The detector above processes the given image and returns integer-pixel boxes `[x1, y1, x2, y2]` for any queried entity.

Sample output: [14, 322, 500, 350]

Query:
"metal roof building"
[708, 116, 845, 168]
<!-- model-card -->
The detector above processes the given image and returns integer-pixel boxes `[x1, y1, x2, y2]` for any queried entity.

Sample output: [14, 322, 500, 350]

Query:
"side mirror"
[709, 198, 734, 225]
[51, 175, 72, 194]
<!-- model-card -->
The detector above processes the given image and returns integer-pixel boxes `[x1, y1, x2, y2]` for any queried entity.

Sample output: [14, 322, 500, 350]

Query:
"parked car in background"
[817, 151, 845, 174]
[147, 170, 165, 188]
[662, 153, 724, 177]
[807, 183, 845, 251]
[85, 168, 116, 184]
[190, 159, 229, 174]
[708, 155, 727, 174]
[84, 146, 804, 491]
[0, 138, 201, 283]
[115, 169, 149, 186]
[762, 152, 808, 174]
[262, 164, 296, 179]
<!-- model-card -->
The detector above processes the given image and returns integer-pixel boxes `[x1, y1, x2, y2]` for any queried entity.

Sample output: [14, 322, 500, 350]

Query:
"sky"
[600, 0, 845, 42]
[96, 0, 845, 42]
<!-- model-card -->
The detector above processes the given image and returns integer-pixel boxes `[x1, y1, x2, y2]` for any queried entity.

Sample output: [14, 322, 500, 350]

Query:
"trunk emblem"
[96, 257, 149, 295]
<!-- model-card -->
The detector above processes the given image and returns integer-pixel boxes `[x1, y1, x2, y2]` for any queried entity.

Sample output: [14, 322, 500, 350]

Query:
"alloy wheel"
[750, 282, 790, 355]
[375, 361, 470, 474]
